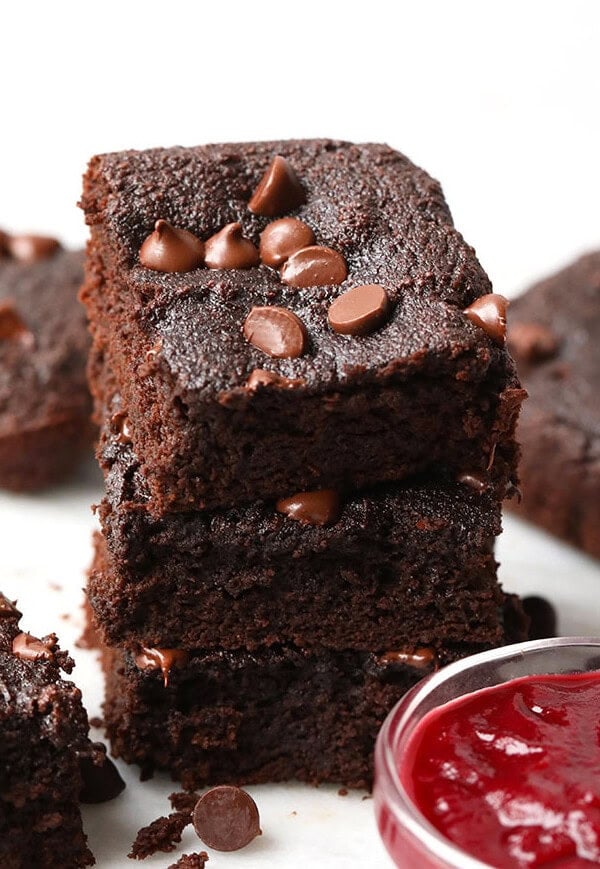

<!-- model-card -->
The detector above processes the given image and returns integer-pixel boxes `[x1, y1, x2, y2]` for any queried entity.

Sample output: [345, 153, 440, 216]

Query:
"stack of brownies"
[80, 139, 527, 789]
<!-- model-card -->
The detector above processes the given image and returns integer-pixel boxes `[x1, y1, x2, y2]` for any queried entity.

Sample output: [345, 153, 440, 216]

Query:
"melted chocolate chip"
[139, 220, 204, 273]
[0, 300, 33, 345]
[276, 489, 341, 526]
[8, 235, 61, 263]
[12, 632, 57, 662]
[79, 747, 126, 803]
[379, 647, 437, 670]
[134, 647, 190, 687]
[192, 786, 261, 852]
[508, 321, 560, 364]
[204, 222, 259, 269]
[110, 411, 132, 445]
[245, 369, 305, 390]
[463, 293, 509, 346]
[522, 596, 557, 640]
[248, 155, 305, 216]
[457, 471, 490, 493]
[328, 284, 390, 335]
[243, 306, 307, 358]
[259, 217, 315, 267]
[0, 593, 20, 619]
[280, 245, 347, 288]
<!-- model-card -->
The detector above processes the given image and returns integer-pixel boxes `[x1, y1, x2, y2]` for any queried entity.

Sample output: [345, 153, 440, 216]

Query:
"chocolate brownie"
[88, 411, 511, 651]
[0, 241, 91, 491]
[102, 597, 527, 791]
[0, 591, 124, 868]
[507, 251, 600, 557]
[80, 139, 524, 511]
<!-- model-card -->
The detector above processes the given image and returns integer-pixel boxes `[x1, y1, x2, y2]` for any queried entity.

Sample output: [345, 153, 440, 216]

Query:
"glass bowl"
[373, 637, 600, 869]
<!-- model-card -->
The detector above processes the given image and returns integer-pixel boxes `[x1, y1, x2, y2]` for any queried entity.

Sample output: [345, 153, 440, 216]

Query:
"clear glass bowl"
[373, 637, 600, 869]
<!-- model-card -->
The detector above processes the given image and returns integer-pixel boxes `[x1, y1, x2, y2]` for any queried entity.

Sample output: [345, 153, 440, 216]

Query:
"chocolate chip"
[0, 593, 20, 619]
[276, 489, 341, 526]
[192, 786, 261, 852]
[79, 746, 126, 803]
[0, 300, 33, 345]
[259, 218, 315, 267]
[134, 647, 190, 687]
[12, 632, 57, 662]
[110, 411, 132, 445]
[280, 245, 347, 288]
[464, 293, 509, 346]
[139, 220, 204, 273]
[379, 647, 437, 670]
[508, 321, 560, 364]
[522, 596, 557, 640]
[457, 471, 490, 493]
[204, 222, 259, 269]
[248, 155, 305, 216]
[328, 284, 390, 335]
[245, 369, 305, 390]
[8, 235, 61, 263]
[243, 306, 307, 358]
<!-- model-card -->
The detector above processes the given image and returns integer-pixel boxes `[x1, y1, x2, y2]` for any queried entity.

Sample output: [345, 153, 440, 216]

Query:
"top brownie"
[81, 139, 523, 511]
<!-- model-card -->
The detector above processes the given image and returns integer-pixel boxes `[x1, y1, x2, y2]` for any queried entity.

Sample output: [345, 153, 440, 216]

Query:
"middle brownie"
[89, 413, 509, 652]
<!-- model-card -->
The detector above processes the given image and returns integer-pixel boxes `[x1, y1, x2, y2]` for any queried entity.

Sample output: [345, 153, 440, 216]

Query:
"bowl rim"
[375, 636, 600, 869]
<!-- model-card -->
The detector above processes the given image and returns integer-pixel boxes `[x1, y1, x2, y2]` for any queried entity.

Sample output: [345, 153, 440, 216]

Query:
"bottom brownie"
[103, 596, 527, 791]
[0, 592, 124, 869]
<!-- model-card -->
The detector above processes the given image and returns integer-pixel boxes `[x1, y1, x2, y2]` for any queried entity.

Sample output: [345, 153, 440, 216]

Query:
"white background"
[1, 2, 600, 867]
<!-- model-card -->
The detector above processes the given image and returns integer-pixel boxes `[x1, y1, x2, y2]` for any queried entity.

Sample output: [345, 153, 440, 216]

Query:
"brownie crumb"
[169, 791, 200, 813]
[338, 787, 349, 797]
[168, 854, 209, 869]
[89, 716, 104, 729]
[128, 811, 191, 859]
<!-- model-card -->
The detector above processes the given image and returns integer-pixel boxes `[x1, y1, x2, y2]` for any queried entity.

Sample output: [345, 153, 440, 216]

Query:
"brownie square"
[102, 597, 527, 792]
[80, 139, 523, 512]
[0, 247, 92, 491]
[507, 251, 600, 557]
[89, 409, 511, 652]
[0, 593, 111, 868]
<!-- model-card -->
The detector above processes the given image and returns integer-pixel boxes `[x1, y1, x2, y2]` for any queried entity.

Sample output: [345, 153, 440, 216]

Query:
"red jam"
[401, 672, 600, 867]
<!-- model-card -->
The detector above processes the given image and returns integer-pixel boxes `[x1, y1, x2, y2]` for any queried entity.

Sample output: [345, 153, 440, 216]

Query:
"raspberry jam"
[401, 672, 600, 867]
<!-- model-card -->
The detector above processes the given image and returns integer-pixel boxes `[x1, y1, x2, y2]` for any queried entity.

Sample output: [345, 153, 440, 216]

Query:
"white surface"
[1, 1, 600, 865]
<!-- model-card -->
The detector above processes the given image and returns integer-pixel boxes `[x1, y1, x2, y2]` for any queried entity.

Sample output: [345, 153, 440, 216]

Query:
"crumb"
[167, 854, 209, 869]
[169, 791, 199, 813]
[338, 787, 348, 797]
[361, 794, 372, 801]
[59, 613, 70, 620]
[89, 716, 104, 729]
[290, 810, 297, 816]
[128, 811, 191, 860]
[48, 582, 62, 591]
